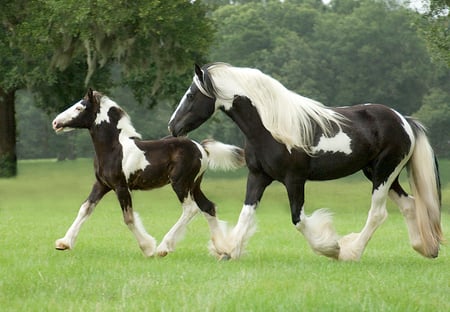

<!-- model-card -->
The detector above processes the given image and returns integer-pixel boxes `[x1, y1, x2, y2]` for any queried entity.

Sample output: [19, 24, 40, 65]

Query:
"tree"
[422, 0, 450, 66]
[0, 0, 214, 177]
[414, 88, 450, 156]
[209, 0, 434, 113]
[309, 0, 433, 113]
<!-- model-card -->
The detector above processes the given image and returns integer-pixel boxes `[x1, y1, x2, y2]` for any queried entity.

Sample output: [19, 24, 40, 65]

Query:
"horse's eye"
[76, 106, 83, 111]
[187, 93, 194, 100]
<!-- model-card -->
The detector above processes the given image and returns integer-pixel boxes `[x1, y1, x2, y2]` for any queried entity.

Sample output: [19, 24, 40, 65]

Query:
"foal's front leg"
[116, 187, 157, 257]
[55, 181, 110, 250]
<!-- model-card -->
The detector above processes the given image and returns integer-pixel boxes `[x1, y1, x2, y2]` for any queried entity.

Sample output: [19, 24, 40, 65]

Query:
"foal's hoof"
[157, 250, 169, 257]
[55, 239, 70, 250]
[218, 253, 231, 261]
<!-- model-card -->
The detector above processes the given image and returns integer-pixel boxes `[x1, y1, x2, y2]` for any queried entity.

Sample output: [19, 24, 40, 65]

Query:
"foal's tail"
[407, 118, 443, 258]
[201, 139, 245, 171]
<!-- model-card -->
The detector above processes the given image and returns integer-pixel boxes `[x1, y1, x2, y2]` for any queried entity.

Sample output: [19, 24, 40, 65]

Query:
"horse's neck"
[222, 98, 274, 145]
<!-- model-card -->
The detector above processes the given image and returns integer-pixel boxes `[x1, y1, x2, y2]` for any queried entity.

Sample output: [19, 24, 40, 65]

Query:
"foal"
[52, 89, 244, 257]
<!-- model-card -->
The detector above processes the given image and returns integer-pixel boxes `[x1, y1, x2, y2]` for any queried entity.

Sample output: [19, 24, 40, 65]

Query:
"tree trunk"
[0, 87, 17, 177]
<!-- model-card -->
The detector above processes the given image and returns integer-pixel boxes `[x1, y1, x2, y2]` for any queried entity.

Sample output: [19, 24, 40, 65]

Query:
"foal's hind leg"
[213, 171, 272, 260]
[55, 181, 110, 250]
[190, 182, 231, 259]
[389, 179, 424, 255]
[157, 194, 200, 257]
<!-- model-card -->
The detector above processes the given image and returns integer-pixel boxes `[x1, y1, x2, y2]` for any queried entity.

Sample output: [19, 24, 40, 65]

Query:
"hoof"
[157, 250, 169, 257]
[337, 233, 362, 261]
[55, 239, 71, 250]
[218, 253, 231, 261]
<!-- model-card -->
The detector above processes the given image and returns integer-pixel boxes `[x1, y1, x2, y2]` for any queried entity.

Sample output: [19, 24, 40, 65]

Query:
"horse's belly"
[307, 153, 369, 181]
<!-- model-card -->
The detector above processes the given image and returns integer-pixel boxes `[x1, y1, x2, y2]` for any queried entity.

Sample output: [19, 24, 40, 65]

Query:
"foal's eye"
[75, 106, 83, 111]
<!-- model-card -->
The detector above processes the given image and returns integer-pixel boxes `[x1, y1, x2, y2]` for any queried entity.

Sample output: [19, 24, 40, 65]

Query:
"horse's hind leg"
[338, 157, 408, 261]
[156, 193, 199, 257]
[338, 184, 390, 261]
[55, 181, 110, 250]
[389, 178, 424, 255]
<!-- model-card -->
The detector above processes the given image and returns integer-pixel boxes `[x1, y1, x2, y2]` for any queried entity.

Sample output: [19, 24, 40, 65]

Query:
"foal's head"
[52, 88, 101, 133]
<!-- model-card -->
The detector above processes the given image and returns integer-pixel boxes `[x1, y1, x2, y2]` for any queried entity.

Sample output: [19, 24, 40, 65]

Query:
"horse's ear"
[194, 64, 204, 83]
[87, 88, 94, 102]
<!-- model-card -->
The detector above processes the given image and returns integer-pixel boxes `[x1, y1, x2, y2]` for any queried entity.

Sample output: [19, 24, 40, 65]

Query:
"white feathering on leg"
[297, 209, 340, 259]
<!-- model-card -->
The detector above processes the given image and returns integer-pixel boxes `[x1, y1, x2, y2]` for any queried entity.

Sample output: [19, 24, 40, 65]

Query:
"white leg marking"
[128, 212, 157, 257]
[204, 212, 232, 258]
[55, 200, 95, 250]
[219, 204, 257, 260]
[156, 195, 200, 256]
[338, 186, 389, 261]
[338, 151, 412, 261]
[296, 208, 340, 259]
[389, 191, 423, 254]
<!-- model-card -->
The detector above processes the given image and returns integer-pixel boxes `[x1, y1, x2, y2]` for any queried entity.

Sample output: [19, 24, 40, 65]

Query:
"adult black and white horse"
[52, 89, 245, 257]
[168, 63, 442, 261]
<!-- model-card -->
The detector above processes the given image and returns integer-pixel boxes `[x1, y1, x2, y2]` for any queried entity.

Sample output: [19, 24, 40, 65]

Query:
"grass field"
[1, 159, 449, 311]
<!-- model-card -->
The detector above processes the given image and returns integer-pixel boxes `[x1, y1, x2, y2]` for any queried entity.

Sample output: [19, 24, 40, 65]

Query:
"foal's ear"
[87, 88, 94, 102]
[194, 64, 203, 82]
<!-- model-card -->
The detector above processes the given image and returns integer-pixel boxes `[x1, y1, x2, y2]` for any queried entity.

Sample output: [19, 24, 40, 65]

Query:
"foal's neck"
[89, 121, 123, 157]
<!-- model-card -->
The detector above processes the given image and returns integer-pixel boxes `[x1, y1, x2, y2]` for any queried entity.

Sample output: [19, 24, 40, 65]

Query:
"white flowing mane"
[96, 93, 142, 139]
[206, 63, 346, 152]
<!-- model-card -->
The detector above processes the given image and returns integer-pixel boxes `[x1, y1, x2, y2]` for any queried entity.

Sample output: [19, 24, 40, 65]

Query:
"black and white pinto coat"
[168, 63, 442, 261]
[52, 89, 245, 257]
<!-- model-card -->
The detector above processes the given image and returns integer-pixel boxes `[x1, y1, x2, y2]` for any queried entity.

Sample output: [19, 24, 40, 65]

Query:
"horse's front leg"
[217, 171, 273, 260]
[116, 186, 157, 257]
[286, 178, 340, 259]
[55, 181, 110, 251]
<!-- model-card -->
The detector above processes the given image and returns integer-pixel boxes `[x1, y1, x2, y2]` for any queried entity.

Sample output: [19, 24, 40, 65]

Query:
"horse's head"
[168, 64, 217, 136]
[52, 88, 100, 133]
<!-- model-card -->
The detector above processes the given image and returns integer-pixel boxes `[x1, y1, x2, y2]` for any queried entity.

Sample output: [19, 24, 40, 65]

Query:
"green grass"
[1, 159, 449, 311]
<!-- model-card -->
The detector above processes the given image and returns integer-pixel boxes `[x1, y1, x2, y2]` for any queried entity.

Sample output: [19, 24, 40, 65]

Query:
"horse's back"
[307, 104, 413, 180]
[334, 103, 413, 150]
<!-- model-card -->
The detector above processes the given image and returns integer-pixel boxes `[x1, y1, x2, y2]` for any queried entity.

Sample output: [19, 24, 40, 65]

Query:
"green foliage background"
[10, 0, 450, 159]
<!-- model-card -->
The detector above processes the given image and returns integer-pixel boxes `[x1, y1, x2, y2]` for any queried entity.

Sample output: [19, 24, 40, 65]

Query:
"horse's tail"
[200, 139, 245, 171]
[406, 118, 443, 258]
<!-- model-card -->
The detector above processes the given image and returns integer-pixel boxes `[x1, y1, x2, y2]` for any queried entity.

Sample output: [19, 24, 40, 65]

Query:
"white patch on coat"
[312, 131, 352, 155]
[117, 115, 149, 181]
[391, 108, 415, 144]
[95, 96, 119, 125]
[192, 140, 208, 181]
